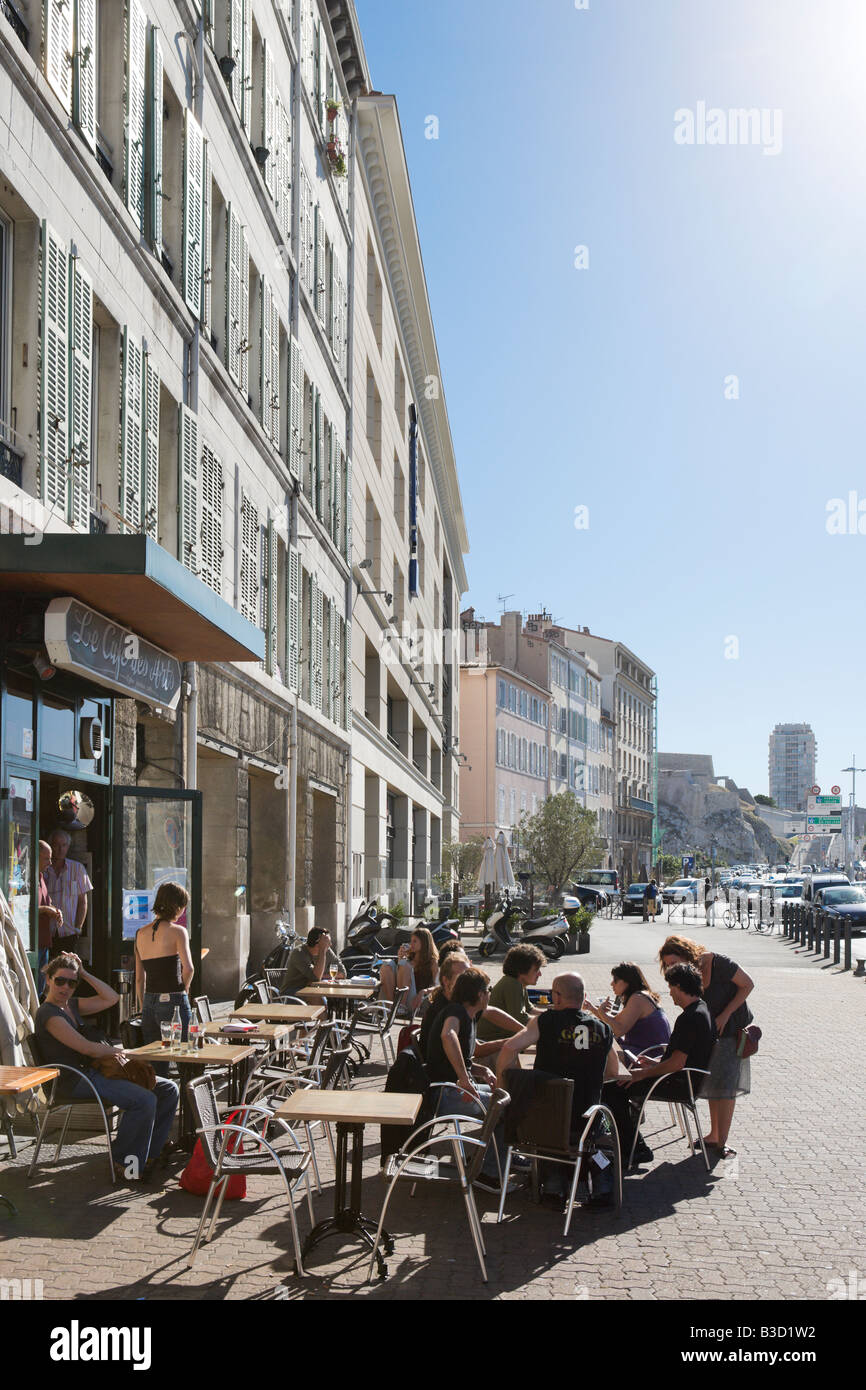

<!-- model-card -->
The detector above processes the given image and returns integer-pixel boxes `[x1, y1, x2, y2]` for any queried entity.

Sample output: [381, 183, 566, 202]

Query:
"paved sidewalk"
[2, 916, 864, 1301]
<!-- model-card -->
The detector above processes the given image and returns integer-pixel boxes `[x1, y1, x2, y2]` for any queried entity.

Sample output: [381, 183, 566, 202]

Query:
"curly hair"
[502, 944, 546, 979]
[657, 934, 704, 971]
[664, 962, 703, 997]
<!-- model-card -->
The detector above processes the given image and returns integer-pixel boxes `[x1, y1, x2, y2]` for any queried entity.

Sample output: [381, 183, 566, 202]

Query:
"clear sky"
[354, 0, 866, 799]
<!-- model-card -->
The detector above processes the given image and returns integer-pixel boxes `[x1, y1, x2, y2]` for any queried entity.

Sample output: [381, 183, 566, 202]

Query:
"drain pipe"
[287, 697, 298, 929]
[185, 662, 198, 789]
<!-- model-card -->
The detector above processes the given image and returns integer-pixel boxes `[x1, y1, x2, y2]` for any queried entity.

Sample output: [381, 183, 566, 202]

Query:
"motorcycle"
[478, 897, 569, 960]
[341, 899, 461, 976]
[234, 916, 296, 1008]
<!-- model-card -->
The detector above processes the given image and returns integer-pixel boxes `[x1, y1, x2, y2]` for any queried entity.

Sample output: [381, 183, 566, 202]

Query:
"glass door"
[2, 771, 36, 957]
[111, 788, 202, 988]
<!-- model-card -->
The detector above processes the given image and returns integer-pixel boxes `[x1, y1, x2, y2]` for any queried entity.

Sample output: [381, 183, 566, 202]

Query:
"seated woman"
[584, 961, 671, 1063]
[35, 953, 178, 1183]
[378, 928, 439, 1016]
[419, 952, 524, 1063]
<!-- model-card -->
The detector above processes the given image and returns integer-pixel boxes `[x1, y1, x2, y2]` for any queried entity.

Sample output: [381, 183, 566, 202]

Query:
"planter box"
[576, 932, 591, 955]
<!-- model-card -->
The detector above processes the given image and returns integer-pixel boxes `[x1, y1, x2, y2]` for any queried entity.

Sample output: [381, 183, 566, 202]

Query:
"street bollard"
[783, 902, 791, 937]
[844, 922, 852, 972]
[823, 911, 832, 959]
[834, 918, 841, 966]
[807, 909, 816, 952]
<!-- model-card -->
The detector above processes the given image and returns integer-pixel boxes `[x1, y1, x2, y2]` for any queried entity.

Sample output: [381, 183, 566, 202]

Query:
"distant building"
[769, 724, 817, 812]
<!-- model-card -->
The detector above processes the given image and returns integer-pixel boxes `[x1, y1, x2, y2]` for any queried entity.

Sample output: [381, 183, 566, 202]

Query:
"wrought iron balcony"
[0, 435, 23, 486]
[1, 0, 29, 49]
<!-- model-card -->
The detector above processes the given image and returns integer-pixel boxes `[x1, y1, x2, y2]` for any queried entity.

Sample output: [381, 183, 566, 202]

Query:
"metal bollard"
[834, 918, 841, 966]
[823, 911, 831, 959]
[844, 922, 852, 972]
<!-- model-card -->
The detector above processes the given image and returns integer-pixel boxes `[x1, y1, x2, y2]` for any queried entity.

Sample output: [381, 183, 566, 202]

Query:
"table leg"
[300, 1122, 394, 1275]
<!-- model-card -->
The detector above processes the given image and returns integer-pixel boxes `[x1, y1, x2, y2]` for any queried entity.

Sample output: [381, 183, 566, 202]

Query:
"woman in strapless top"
[135, 881, 194, 1056]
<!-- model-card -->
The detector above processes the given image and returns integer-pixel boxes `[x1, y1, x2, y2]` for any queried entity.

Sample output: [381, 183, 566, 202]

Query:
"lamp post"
[841, 759, 866, 874]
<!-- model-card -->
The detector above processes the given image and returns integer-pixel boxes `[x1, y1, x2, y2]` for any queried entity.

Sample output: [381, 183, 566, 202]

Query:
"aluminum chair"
[184, 1073, 313, 1273]
[193, 996, 213, 1023]
[241, 1047, 353, 1192]
[494, 1077, 621, 1235]
[367, 1088, 510, 1283]
[626, 1067, 712, 1170]
[24, 1036, 116, 1183]
[351, 986, 409, 1068]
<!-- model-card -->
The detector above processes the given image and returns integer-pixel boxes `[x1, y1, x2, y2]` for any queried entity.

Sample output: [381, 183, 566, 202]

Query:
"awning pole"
[185, 662, 198, 789]
[287, 698, 297, 929]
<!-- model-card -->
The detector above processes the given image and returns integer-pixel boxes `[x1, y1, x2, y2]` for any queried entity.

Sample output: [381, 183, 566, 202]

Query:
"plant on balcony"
[326, 99, 341, 122]
[326, 139, 347, 177]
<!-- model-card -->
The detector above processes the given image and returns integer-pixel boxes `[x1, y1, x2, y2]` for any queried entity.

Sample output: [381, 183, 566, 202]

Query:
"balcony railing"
[0, 436, 23, 487]
[1, 0, 29, 50]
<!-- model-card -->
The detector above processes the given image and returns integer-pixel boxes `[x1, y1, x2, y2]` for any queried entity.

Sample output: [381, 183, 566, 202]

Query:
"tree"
[754, 795, 776, 807]
[518, 793, 604, 899]
[439, 837, 484, 893]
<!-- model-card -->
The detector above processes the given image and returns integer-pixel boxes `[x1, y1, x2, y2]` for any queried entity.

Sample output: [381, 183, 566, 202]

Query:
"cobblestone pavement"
[2, 914, 864, 1303]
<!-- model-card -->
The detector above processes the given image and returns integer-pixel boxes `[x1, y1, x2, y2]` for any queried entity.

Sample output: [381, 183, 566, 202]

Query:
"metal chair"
[494, 1077, 621, 1235]
[351, 986, 409, 1068]
[242, 1047, 353, 1192]
[23, 1036, 116, 1184]
[366, 1087, 511, 1283]
[184, 1073, 312, 1272]
[193, 996, 213, 1023]
[626, 1068, 711, 1170]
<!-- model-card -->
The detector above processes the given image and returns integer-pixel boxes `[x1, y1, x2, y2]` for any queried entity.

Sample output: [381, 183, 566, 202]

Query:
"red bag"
[179, 1109, 247, 1199]
[397, 1024, 420, 1055]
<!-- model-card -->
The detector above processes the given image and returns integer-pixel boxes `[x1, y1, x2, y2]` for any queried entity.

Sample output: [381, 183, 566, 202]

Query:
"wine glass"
[329, 964, 339, 983]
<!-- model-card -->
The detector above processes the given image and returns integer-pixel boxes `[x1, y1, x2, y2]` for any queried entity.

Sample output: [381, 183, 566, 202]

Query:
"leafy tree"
[440, 837, 484, 892]
[519, 793, 604, 899]
[755, 794, 776, 807]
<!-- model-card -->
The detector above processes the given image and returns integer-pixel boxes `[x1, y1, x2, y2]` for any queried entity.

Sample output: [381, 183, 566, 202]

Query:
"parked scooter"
[234, 916, 296, 1008]
[478, 897, 568, 960]
[341, 899, 461, 976]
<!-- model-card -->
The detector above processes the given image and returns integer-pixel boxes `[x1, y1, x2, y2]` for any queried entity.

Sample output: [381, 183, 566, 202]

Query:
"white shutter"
[339, 275, 347, 379]
[314, 391, 324, 521]
[269, 291, 280, 447]
[263, 41, 276, 197]
[331, 431, 342, 549]
[74, 0, 97, 150]
[301, 0, 313, 99]
[238, 221, 249, 394]
[241, 0, 252, 137]
[343, 615, 352, 731]
[228, 0, 242, 119]
[125, 0, 147, 230]
[314, 18, 323, 126]
[226, 202, 240, 382]
[328, 598, 338, 721]
[201, 139, 212, 332]
[343, 453, 352, 563]
[178, 405, 199, 573]
[287, 545, 300, 693]
[200, 442, 224, 594]
[261, 278, 273, 441]
[314, 204, 325, 324]
[44, 0, 72, 112]
[148, 25, 163, 252]
[120, 327, 143, 532]
[330, 253, 339, 357]
[289, 336, 302, 481]
[266, 515, 278, 675]
[298, 167, 309, 294]
[68, 256, 92, 532]
[276, 97, 292, 245]
[183, 110, 204, 316]
[310, 575, 323, 711]
[239, 491, 259, 624]
[143, 355, 159, 539]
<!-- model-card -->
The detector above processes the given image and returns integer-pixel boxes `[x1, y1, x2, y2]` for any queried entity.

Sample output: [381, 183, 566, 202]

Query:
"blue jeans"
[142, 992, 191, 1079]
[434, 1083, 503, 1179]
[70, 1071, 178, 1175]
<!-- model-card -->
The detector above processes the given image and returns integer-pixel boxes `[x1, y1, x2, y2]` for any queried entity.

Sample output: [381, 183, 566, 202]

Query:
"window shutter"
[310, 575, 323, 710]
[201, 140, 212, 332]
[263, 41, 276, 197]
[266, 515, 278, 676]
[228, 0, 242, 119]
[331, 430, 342, 548]
[143, 355, 159, 539]
[343, 615, 352, 731]
[178, 404, 200, 573]
[199, 442, 223, 594]
[119, 328, 143, 532]
[314, 204, 325, 324]
[226, 202, 241, 382]
[314, 19, 323, 126]
[287, 544, 300, 692]
[314, 391, 324, 521]
[183, 110, 204, 316]
[261, 277, 273, 441]
[125, 0, 147, 230]
[343, 453, 352, 562]
[289, 336, 302, 482]
[331, 256, 340, 358]
[276, 97, 292, 245]
[239, 491, 259, 625]
[68, 255, 92, 532]
[339, 275, 347, 378]
[238, 221, 249, 395]
[326, 597, 336, 721]
[241, 0, 252, 137]
[73, 0, 97, 150]
[147, 25, 163, 253]
[44, 0, 72, 111]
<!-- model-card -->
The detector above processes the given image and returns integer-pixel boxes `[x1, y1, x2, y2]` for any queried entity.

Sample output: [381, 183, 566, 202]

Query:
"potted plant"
[332, 153, 347, 178]
[326, 99, 341, 123]
[565, 907, 594, 955]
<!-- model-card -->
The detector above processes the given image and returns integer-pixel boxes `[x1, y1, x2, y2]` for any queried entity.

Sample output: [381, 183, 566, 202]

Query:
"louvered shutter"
[147, 25, 163, 252]
[298, 168, 309, 294]
[201, 140, 212, 331]
[239, 491, 259, 624]
[178, 405, 199, 573]
[343, 454, 352, 563]
[261, 278, 273, 441]
[302, 0, 313, 100]
[343, 616, 352, 730]
[266, 515, 278, 675]
[45, 0, 72, 111]
[68, 256, 92, 532]
[314, 205, 325, 324]
[331, 256, 340, 358]
[125, 0, 147, 230]
[226, 203, 240, 382]
[289, 336, 302, 482]
[310, 575, 323, 710]
[339, 276, 347, 379]
[305, 179, 315, 299]
[200, 443, 223, 594]
[276, 98, 292, 244]
[331, 431, 342, 549]
[269, 293, 280, 447]
[74, 0, 96, 149]
[263, 41, 276, 197]
[287, 544, 300, 692]
[143, 355, 159, 538]
[329, 598, 339, 721]
[228, 0, 242, 119]
[183, 111, 204, 316]
[241, 0, 252, 137]
[238, 221, 249, 394]
[119, 328, 143, 532]
[314, 391, 324, 521]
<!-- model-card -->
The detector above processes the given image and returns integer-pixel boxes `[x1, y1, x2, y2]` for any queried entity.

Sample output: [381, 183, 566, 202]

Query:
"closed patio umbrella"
[477, 836, 497, 890]
[494, 831, 516, 891]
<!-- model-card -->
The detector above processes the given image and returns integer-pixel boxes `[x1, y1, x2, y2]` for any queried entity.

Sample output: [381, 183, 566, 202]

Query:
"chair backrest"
[463, 1088, 510, 1184]
[186, 1073, 223, 1168]
[306, 1021, 336, 1070]
[193, 996, 213, 1023]
[318, 1047, 352, 1091]
[254, 979, 270, 1004]
[513, 1077, 574, 1152]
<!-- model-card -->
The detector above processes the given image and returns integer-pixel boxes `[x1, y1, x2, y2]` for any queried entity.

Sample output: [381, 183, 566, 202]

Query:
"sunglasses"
[53, 976, 78, 988]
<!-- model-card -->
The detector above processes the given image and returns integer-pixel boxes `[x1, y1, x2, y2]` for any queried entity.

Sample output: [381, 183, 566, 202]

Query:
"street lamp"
[842, 759, 866, 872]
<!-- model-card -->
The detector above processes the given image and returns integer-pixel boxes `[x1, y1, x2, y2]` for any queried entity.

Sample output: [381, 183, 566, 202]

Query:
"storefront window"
[4, 775, 35, 951]
[40, 693, 76, 761]
[4, 672, 34, 759]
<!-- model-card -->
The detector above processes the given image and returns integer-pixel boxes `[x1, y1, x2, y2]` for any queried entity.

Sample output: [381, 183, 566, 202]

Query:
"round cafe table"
[0, 1066, 59, 1215]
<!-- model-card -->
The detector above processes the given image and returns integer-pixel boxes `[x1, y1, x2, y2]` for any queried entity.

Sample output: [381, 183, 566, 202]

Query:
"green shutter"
[68, 255, 92, 532]
[147, 25, 163, 252]
[266, 514, 278, 675]
[183, 111, 204, 316]
[200, 442, 223, 594]
[313, 391, 324, 521]
[343, 452, 352, 563]
[287, 544, 300, 693]
[178, 404, 199, 573]
[73, 0, 96, 150]
[343, 615, 352, 731]
[289, 336, 302, 481]
[310, 574, 323, 710]
[239, 490, 260, 625]
[143, 355, 159, 539]
[125, 0, 147, 230]
[119, 327, 143, 532]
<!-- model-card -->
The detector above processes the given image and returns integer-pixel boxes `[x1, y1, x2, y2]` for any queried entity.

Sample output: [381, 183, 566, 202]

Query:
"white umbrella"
[494, 830, 517, 891]
[477, 836, 497, 889]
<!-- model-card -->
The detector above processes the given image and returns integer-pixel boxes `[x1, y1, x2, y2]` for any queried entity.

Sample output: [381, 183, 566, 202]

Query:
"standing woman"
[657, 934, 754, 1157]
[135, 882, 194, 1051]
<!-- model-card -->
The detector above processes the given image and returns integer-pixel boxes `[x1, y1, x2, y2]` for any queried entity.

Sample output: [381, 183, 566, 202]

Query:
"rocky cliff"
[658, 773, 791, 864]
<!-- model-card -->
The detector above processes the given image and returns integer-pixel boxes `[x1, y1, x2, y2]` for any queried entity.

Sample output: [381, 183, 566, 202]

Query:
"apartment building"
[0, 0, 368, 998]
[349, 93, 468, 910]
[768, 723, 816, 812]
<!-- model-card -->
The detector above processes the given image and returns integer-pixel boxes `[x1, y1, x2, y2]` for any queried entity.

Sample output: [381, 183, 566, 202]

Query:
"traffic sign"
[831, 785, 841, 794]
[810, 785, 821, 794]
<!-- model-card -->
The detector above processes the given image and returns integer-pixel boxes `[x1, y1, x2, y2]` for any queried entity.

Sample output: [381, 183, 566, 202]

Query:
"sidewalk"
[1, 915, 863, 1301]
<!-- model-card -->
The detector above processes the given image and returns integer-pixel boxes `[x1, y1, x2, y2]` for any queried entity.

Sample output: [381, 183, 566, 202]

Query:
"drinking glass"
[160, 1022, 172, 1050]
[329, 965, 338, 982]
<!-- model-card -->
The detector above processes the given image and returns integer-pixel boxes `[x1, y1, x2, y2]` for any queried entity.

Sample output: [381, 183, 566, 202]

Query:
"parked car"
[662, 877, 700, 904]
[802, 871, 850, 907]
[812, 885, 866, 935]
[564, 883, 609, 911]
[621, 883, 650, 916]
[579, 869, 620, 895]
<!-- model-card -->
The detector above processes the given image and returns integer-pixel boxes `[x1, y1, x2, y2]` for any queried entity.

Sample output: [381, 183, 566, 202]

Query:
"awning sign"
[45, 597, 182, 709]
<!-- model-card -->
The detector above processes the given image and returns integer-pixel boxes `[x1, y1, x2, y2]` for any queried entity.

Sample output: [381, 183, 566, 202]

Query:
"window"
[393, 452, 405, 535]
[366, 362, 381, 468]
[497, 678, 506, 708]
[394, 348, 405, 432]
[367, 239, 382, 349]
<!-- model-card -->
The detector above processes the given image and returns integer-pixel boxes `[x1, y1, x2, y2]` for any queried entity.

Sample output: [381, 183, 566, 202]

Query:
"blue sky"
[355, 0, 866, 799]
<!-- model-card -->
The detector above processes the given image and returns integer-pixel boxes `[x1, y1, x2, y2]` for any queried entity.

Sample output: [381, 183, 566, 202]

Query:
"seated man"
[419, 953, 523, 1065]
[35, 953, 178, 1182]
[603, 962, 714, 1164]
[280, 927, 344, 1001]
[476, 943, 546, 1044]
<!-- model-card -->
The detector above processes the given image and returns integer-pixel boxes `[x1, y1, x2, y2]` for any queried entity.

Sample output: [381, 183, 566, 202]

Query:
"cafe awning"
[0, 534, 264, 662]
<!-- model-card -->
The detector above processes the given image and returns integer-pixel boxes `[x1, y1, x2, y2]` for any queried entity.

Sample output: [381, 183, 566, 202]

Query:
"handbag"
[736, 1023, 762, 1058]
[179, 1109, 247, 1199]
[92, 1055, 157, 1090]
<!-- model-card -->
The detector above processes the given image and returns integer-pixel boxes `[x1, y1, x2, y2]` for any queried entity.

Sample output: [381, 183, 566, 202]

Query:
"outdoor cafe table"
[297, 982, 376, 1020]
[275, 1089, 421, 1277]
[125, 1042, 258, 1150]
[0, 1066, 58, 1215]
[229, 1003, 325, 1025]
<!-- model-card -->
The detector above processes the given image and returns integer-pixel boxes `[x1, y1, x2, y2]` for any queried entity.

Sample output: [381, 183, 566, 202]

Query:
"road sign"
[807, 815, 842, 828]
[810, 785, 821, 795]
[831, 785, 841, 794]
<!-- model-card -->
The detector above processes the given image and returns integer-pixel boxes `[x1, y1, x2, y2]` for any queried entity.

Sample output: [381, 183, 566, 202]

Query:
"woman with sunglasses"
[34, 953, 178, 1182]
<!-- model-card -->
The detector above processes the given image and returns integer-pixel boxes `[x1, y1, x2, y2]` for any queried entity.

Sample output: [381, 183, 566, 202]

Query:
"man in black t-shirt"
[603, 962, 714, 1163]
